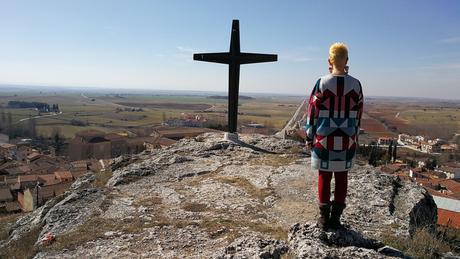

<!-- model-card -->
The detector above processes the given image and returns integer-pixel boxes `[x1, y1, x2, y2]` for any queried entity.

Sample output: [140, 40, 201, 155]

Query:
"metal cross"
[194, 20, 277, 133]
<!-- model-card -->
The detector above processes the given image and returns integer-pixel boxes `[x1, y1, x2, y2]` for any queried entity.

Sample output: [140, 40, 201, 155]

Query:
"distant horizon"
[1, 83, 459, 102]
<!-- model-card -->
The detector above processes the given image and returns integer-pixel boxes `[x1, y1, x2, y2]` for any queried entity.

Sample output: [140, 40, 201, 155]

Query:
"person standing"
[305, 42, 364, 230]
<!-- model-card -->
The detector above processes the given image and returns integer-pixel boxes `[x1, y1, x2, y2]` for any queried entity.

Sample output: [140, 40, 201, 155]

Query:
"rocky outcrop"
[36, 188, 105, 244]
[0, 133, 439, 258]
[2, 178, 105, 248]
[288, 223, 404, 258]
[345, 167, 437, 239]
[213, 233, 289, 259]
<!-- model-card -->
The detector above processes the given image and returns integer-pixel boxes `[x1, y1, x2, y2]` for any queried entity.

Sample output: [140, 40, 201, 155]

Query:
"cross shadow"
[231, 139, 278, 154]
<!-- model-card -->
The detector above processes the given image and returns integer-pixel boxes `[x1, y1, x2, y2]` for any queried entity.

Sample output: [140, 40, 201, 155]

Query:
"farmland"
[360, 98, 460, 142]
[1, 87, 458, 143]
[0, 89, 301, 139]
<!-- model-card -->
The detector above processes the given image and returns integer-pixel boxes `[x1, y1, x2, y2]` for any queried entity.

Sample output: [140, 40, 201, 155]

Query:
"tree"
[407, 159, 416, 168]
[7, 112, 13, 138]
[392, 143, 397, 163]
[425, 158, 437, 170]
[368, 146, 377, 167]
[27, 118, 37, 138]
[0, 109, 5, 132]
[387, 140, 393, 162]
[51, 128, 64, 154]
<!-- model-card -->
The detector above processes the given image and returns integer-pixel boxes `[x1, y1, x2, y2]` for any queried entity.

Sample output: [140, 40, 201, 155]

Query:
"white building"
[432, 196, 460, 213]
[436, 167, 460, 179]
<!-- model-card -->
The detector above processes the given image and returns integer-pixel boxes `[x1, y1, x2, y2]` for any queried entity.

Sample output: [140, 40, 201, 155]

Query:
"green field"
[399, 108, 460, 140]
[0, 92, 301, 138]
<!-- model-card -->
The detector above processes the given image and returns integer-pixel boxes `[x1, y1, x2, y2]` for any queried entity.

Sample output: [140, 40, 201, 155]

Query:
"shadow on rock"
[289, 222, 407, 258]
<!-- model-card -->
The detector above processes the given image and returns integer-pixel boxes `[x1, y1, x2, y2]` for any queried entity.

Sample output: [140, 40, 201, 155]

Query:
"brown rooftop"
[0, 143, 16, 149]
[0, 186, 13, 202]
[158, 137, 177, 147]
[54, 170, 73, 180]
[26, 152, 41, 160]
[71, 160, 88, 168]
[126, 136, 158, 145]
[38, 174, 60, 186]
[5, 201, 21, 212]
[5, 167, 27, 176]
[70, 170, 87, 179]
[438, 166, 460, 172]
[18, 175, 41, 182]
[438, 208, 460, 228]
[438, 179, 460, 193]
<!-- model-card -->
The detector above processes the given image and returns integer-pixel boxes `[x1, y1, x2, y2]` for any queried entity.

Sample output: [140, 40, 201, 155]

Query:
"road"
[15, 111, 63, 124]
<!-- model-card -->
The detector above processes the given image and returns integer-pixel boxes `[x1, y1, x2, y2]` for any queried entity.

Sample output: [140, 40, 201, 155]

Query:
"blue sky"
[0, 0, 459, 99]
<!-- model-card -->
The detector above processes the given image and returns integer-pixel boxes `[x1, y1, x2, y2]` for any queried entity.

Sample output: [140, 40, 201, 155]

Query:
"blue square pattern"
[321, 161, 329, 169]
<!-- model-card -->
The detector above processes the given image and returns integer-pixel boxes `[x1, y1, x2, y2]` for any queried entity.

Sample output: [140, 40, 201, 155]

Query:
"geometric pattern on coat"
[306, 74, 363, 172]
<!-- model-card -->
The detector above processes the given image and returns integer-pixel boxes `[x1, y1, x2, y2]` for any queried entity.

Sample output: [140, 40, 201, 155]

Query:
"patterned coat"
[305, 74, 363, 172]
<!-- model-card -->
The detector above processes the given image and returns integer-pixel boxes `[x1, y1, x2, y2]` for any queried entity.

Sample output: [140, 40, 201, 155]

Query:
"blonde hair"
[329, 42, 348, 64]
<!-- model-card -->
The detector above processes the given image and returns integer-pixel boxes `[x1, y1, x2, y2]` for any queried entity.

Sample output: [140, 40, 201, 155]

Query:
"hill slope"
[1, 133, 437, 258]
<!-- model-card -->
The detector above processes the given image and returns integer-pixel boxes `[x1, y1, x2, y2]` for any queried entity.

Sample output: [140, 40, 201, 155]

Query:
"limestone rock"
[70, 172, 96, 191]
[214, 234, 289, 259]
[0, 133, 443, 258]
[37, 188, 105, 243]
[289, 223, 388, 258]
[345, 166, 437, 239]
[4, 193, 66, 244]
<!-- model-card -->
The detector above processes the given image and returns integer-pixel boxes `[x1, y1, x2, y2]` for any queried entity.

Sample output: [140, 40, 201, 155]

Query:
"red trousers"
[318, 170, 348, 205]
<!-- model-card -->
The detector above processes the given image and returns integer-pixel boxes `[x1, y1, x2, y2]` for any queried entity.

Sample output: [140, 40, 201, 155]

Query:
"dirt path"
[14, 111, 63, 124]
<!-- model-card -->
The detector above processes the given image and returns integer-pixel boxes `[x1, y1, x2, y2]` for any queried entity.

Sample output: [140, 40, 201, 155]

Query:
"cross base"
[224, 132, 239, 142]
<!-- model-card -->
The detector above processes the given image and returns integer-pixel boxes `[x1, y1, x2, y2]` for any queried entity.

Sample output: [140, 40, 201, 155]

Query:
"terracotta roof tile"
[0, 143, 16, 149]
[38, 174, 60, 186]
[438, 208, 460, 228]
[54, 170, 73, 180]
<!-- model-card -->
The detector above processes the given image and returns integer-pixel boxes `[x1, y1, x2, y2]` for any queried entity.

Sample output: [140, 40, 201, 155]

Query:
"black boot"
[330, 201, 346, 230]
[317, 204, 330, 230]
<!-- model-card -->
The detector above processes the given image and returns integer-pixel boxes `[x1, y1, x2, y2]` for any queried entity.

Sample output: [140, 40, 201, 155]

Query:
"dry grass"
[0, 225, 42, 259]
[199, 218, 288, 241]
[93, 170, 113, 188]
[0, 214, 21, 242]
[44, 216, 116, 252]
[249, 154, 298, 167]
[46, 212, 168, 252]
[383, 227, 453, 259]
[215, 176, 274, 201]
[246, 221, 288, 241]
[135, 196, 163, 207]
[185, 166, 224, 187]
[182, 202, 209, 212]
[438, 226, 460, 254]
[281, 251, 298, 259]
